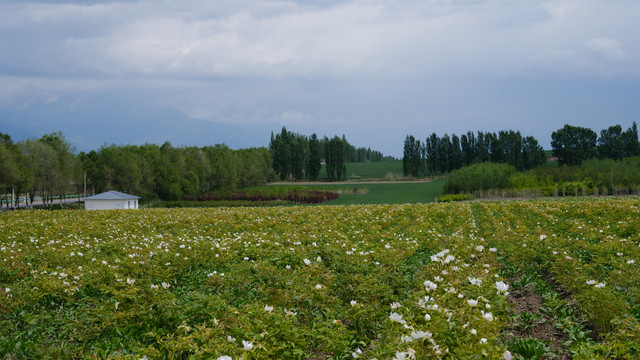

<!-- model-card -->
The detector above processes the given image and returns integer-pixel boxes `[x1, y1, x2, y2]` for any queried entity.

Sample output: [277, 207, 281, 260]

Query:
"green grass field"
[316, 160, 404, 180]
[323, 180, 444, 205]
[270, 179, 445, 205]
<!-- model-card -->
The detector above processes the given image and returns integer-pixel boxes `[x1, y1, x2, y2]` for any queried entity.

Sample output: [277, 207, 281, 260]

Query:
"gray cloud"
[1, 0, 639, 156]
[2, 0, 638, 80]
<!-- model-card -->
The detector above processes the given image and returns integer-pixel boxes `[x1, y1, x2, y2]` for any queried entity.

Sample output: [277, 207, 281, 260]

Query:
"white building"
[84, 191, 140, 210]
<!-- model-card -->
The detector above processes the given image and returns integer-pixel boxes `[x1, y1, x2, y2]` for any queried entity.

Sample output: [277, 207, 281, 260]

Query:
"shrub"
[444, 162, 517, 194]
[436, 194, 475, 202]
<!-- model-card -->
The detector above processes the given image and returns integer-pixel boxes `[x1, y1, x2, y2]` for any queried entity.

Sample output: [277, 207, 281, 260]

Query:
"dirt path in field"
[505, 279, 571, 360]
[269, 179, 436, 186]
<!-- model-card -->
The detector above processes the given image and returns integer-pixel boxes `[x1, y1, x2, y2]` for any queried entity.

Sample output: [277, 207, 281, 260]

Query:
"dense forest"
[404, 123, 639, 178]
[0, 129, 388, 207]
[0, 132, 276, 206]
[403, 130, 547, 177]
[441, 123, 640, 196]
[269, 127, 388, 181]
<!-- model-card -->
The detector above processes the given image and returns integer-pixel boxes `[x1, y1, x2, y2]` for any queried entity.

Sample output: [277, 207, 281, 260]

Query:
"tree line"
[441, 122, 640, 196]
[269, 127, 388, 181]
[0, 131, 276, 207]
[551, 123, 639, 165]
[403, 130, 546, 177]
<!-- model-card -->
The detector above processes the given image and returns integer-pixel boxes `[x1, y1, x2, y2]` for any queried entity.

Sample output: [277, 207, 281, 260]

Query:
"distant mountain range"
[0, 106, 280, 152]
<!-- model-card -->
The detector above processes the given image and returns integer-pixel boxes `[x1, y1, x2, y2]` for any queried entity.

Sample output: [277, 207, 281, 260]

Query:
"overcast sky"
[1, 0, 639, 157]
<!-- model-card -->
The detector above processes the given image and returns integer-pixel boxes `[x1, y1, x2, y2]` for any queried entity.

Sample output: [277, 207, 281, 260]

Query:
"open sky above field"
[1, 0, 639, 157]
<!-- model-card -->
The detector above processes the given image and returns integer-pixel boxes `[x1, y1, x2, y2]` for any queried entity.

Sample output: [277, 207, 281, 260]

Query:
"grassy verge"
[276, 179, 445, 205]
[316, 160, 404, 181]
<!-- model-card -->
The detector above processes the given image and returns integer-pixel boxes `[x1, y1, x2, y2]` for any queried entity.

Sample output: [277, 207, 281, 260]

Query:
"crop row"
[1, 198, 639, 359]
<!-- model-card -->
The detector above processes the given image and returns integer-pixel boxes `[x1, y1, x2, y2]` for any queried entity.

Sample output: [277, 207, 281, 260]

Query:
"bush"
[444, 162, 517, 194]
[436, 194, 475, 202]
[183, 188, 339, 205]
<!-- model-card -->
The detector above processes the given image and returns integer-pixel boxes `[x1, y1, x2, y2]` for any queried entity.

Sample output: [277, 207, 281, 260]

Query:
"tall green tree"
[403, 135, 424, 177]
[521, 136, 546, 169]
[307, 134, 322, 181]
[598, 125, 624, 160]
[551, 124, 597, 165]
[451, 134, 463, 170]
[622, 122, 640, 157]
[0, 133, 21, 207]
[425, 133, 439, 175]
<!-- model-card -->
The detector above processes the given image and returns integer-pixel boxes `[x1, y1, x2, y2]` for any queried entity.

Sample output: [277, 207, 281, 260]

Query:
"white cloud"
[280, 110, 313, 124]
[585, 37, 625, 61]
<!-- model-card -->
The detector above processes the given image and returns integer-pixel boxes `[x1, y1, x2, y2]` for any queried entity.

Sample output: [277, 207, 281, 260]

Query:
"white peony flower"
[495, 281, 509, 293]
[389, 312, 406, 324]
[424, 280, 438, 291]
[411, 330, 431, 339]
[242, 340, 254, 351]
[481, 311, 494, 322]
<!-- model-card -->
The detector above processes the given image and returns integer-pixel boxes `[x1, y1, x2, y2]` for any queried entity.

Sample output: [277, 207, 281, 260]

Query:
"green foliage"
[270, 127, 386, 182]
[507, 338, 551, 359]
[551, 124, 598, 166]
[421, 130, 545, 175]
[307, 134, 322, 181]
[444, 162, 517, 194]
[316, 160, 403, 181]
[445, 156, 640, 198]
[78, 143, 276, 202]
[403, 135, 425, 177]
[472, 199, 640, 360]
[325, 136, 347, 181]
[3, 197, 640, 358]
[320, 180, 445, 205]
[598, 122, 640, 160]
[436, 193, 475, 202]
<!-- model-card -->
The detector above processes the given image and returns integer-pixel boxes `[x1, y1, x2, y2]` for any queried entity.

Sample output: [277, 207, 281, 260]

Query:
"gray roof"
[85, 191, 141, 200]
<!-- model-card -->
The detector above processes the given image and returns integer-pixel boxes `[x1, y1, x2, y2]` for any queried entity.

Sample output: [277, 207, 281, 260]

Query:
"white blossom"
[481, 311, 494, 321]
[495, 281, 509, 294]
[389, 312, 406, 324]
[411, 330, 431, 339]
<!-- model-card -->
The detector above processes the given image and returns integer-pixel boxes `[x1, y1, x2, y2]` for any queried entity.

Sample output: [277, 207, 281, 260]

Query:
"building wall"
[85, 200, 138, 210]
